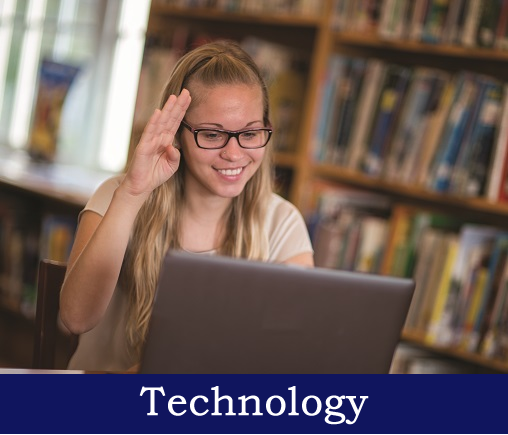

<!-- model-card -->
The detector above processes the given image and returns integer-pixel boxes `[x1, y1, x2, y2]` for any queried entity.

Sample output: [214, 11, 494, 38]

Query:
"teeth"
[218, 168, 242, 176]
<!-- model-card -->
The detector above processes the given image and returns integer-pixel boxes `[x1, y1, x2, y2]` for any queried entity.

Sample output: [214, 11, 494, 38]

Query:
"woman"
[60, 40, 314, 371]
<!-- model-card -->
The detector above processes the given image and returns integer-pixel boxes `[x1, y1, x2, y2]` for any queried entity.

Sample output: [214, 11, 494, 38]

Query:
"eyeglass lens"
[197, 129, 270, 149]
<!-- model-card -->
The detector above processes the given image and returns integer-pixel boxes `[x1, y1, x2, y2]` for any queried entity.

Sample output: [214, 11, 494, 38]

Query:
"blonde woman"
[60, 40, 314, 372]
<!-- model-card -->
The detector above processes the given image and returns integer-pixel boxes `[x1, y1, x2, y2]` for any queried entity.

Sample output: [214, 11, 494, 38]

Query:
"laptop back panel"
[140, 251, 414, 374]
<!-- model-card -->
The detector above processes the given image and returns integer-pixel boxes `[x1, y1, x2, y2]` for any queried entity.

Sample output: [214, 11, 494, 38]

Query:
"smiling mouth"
[217, 167, 243, 176]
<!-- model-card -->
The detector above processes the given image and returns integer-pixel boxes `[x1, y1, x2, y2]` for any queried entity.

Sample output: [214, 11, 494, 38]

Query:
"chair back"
[33, 259, 77, 369]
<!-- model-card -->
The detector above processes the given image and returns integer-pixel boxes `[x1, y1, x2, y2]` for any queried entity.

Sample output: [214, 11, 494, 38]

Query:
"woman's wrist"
[112, 182, 150, 215]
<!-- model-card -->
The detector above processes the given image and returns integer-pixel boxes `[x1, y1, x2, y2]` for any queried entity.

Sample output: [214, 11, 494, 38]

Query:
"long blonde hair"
[122, 40, 274, 355]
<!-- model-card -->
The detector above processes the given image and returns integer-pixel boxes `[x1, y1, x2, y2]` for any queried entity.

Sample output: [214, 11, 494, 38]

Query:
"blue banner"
[0, 374, 506, 434]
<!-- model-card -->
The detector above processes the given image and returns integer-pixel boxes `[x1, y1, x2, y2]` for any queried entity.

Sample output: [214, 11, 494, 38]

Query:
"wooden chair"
[33, 259, 77, 369]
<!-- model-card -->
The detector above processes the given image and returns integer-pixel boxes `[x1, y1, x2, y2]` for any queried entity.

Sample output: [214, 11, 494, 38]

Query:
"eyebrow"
[196, 121, 264, 129]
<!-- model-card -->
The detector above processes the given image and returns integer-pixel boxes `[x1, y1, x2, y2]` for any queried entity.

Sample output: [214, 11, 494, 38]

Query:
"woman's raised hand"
[123, 89, 191, 199]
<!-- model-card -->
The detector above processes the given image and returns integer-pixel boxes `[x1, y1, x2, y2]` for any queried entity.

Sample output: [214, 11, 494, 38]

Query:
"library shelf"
[402, 330, 508, 374]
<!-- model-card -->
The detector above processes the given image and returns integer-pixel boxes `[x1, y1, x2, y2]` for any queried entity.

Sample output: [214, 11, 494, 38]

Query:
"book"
[354, 216, 388, 273]
[495, 0, 508, 49]
[446, 225, 500, 345]
[466, 234, 508, 352]
[421, 0, 451, 44]
[378, 0, 411, 39]
[425, 235, 459, 344]
[488, 264, 508, 360]
[480, 258, 508, 358]
[462, 0, 484, 47]
[414, 231, 453, 332]
[414, 72, 455, 186]
[484, 84, 508, 201]
[442, 0, 469, 44]
[311, 54, 348, 161]
[361, 64, 412, 177]
[461, 78, 504, 197]
[428, 72, 479, 192]
[476, 0, 504, 48]
[449, 76, 503, 196]
[383, 67, 437, 181]
[408, 0, 431, 41]
[28, 59, 81, 162]
[346, 60, 387, 171]
[402, 213, 463, 331]
[39, 214, 77, 263]
[329, 57, 368, 166]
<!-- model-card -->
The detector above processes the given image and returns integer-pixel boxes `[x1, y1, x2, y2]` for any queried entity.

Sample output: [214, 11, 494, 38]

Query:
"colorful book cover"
[462, 79, 504, 196]
[476, 0, 504, 47]
[429, 72, 479, 192]
[467, 234, 508, 352]
[28, 59, 81, 162]
[383, 68, 435, 181]
[448, 76, 503, 196]
[346, 60, 387, 171]
[421, 0, 451, 44]
[425, 235, 459, 344]
[331, 57, 368, 166]
[39, 214, 77, 263]
[484, 84, 508, 201]
[361, 64, 412, 177]
[446, 225, 500, 345]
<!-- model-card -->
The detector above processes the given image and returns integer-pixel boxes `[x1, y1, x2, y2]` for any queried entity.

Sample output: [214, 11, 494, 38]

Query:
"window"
[0, 0, 150, 172]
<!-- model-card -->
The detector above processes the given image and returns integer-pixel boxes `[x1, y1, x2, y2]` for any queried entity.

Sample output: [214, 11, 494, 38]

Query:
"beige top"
[67, 175, 313, 371]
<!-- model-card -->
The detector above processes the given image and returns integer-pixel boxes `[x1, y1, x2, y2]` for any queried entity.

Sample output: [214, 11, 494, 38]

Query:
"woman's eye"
[241, 131, 257, 140]
[203, 131, 223, 141]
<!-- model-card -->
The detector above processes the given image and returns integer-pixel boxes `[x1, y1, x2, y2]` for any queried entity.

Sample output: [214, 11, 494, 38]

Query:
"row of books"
[305, 182, 508, 365]
[390, 208, 508, 363]
[307, 182, 392, 274]
[333, 0, 508, 50]
[389, 343, 475, 373]
[312, 54, 508, 202]
[0, 195, 76, 318]
[135, 30, 306, 153]
[153, 0, 324, 16]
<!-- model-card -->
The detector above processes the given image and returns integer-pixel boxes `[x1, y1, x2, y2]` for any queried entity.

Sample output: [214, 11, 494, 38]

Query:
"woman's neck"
[180, 193, 231, 253]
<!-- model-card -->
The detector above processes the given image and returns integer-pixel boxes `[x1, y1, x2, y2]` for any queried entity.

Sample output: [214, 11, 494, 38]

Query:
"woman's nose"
[221, 137, 244, 160]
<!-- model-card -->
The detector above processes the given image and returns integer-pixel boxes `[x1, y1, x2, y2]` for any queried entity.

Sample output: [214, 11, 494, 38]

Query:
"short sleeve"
[265, 194, 314, 262]
[79, 175, 123, 221]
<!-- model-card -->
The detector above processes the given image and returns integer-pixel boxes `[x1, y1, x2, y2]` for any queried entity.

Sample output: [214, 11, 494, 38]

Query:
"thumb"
[166, 143, 181, 163]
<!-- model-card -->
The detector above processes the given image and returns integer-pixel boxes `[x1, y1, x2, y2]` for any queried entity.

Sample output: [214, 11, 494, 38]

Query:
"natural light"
[0, 0, 151, 173]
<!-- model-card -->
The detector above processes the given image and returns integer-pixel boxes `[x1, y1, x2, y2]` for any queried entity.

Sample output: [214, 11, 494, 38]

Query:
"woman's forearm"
[60, 185, 147, 334]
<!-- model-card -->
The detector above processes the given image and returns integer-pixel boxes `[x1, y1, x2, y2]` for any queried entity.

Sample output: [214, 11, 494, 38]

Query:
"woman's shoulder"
[265, 193, 308, 233]
[267, 193, 302, 220]
[96, 174, 124, 191]
[265, 193, 313, 261]
[83, 174, 125, 217]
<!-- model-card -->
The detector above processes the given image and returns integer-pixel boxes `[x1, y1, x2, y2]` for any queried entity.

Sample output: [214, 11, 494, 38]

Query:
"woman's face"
[180, 83, 266, 200]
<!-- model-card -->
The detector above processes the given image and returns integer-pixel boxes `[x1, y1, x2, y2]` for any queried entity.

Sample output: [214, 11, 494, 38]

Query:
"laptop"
[140, 250, 415, 374]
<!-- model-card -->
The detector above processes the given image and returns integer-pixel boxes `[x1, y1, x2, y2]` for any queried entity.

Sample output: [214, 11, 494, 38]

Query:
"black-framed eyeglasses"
[181, 120, 272, 149]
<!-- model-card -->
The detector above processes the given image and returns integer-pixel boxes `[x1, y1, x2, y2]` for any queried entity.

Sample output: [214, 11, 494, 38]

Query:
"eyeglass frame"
[180, 120, 273, 150]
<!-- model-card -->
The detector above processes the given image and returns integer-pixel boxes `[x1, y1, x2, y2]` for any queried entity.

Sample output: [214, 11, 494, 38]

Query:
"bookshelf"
[0, 148, 114, 367]
[138, 0, 508, 373]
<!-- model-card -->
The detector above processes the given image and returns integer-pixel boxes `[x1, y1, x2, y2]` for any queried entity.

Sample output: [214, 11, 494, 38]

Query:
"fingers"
[158, 88, 191, 136]
[141, 89, 191, 147]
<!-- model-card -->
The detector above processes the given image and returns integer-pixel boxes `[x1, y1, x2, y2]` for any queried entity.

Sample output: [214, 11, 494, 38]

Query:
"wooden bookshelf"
[402, 330, 508, 374]
[313, 163, 508, 227]
[334, 31, 508, 62]
[151, 3, 325, 28]
[0, 147, 114, 368]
